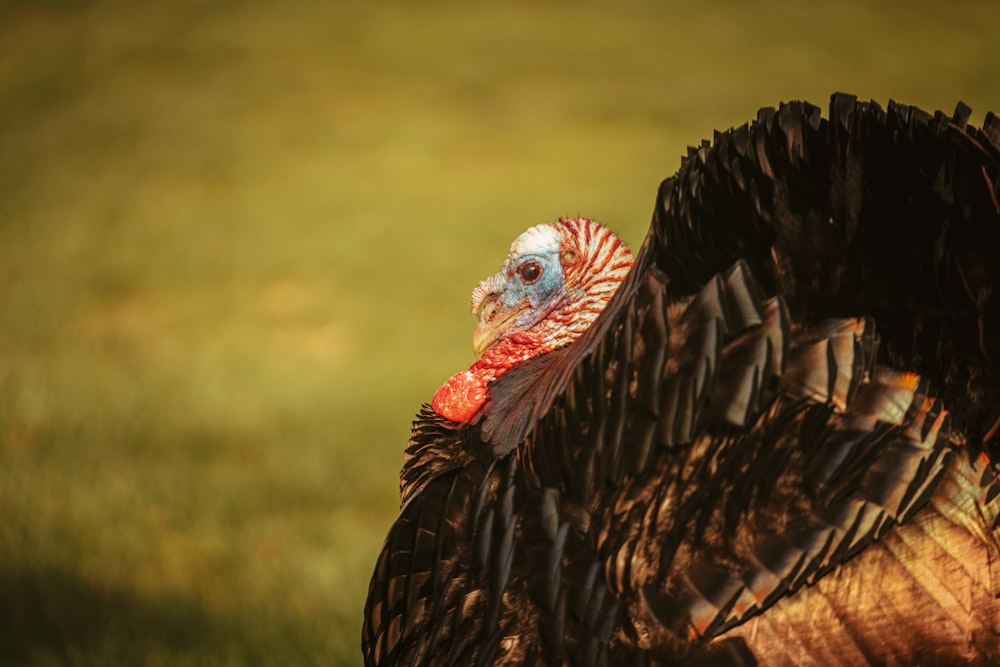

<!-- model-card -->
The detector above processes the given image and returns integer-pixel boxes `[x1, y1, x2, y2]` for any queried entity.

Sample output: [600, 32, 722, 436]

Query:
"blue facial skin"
[500, 251, 566, 331]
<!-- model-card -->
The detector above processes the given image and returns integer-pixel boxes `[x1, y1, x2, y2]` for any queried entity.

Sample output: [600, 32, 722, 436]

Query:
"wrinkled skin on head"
[470, 223, 569, 357]
[431, 218, 633, 423]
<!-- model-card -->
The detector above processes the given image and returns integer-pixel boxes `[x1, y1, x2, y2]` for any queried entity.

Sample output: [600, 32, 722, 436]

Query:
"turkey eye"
[518, 260, 542, 284]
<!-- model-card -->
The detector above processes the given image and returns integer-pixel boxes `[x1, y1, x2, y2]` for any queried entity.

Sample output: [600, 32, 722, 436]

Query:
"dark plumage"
[363, 94, 1000, 666]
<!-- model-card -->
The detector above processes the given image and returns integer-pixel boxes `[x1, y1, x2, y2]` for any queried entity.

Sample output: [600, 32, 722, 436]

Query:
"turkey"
[362, 93, 1000, 666]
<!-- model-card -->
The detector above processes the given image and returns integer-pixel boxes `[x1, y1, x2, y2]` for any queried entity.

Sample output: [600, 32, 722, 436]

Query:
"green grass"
[0, 0, 997, 663]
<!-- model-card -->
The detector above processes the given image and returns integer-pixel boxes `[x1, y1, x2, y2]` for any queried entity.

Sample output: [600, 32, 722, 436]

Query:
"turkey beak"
[472, 322, 496, 357]
[472, 298, 527, 357]
[473, 298, 503, 357]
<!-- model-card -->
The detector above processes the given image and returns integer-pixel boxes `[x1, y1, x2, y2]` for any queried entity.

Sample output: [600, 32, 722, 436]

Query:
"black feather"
[363, 94, 1000, 666]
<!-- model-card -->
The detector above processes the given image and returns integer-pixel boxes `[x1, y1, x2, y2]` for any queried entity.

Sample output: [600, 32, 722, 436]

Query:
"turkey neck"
[431, 322, 570, 423]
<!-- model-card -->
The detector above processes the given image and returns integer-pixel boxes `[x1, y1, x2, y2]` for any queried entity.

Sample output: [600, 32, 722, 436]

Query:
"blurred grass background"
[0, 0, 997, 664]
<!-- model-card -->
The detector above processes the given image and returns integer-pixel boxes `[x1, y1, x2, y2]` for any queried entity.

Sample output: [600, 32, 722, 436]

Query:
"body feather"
[364, 94, 1000, 665]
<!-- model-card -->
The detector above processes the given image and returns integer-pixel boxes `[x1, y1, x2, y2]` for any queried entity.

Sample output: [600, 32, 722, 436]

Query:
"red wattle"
[432, 369, 488, 423]
[431, 338, 540, 423]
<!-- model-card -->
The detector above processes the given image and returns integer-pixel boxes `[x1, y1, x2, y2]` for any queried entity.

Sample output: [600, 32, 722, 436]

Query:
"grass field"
[1, 0, 997, 664]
